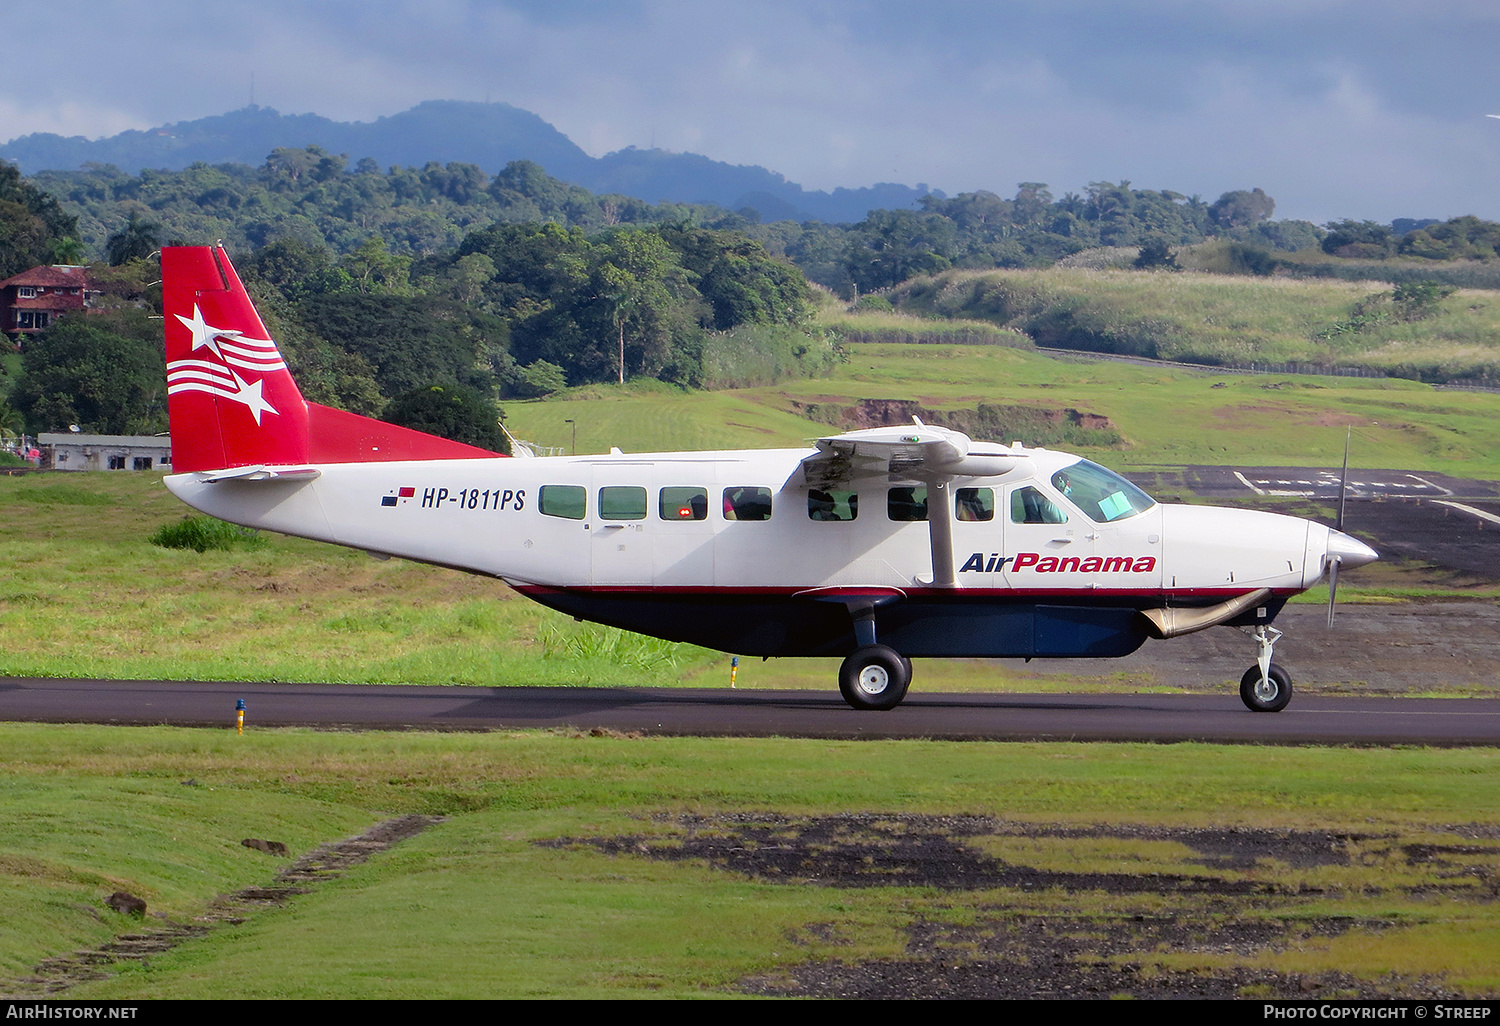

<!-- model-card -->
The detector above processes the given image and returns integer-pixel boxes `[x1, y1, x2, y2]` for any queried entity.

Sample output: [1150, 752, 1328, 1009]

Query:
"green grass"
[507, 341, 1500, 479]
[1, 725, 1496, 998]
[5, 290, 1500, 998]
[887, 266, 1500, 381]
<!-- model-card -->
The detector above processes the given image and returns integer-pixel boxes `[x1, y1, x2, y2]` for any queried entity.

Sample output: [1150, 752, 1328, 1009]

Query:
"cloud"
[2, 0, 1497, 221]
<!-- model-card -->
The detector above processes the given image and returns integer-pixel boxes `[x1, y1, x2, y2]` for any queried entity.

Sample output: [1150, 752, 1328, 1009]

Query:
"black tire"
[1240, 663, 1292, 713]
[838, 644, 911, 711]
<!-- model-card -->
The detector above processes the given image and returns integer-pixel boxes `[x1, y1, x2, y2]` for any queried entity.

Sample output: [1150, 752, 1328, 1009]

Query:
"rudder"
[163, 246, 310, 472]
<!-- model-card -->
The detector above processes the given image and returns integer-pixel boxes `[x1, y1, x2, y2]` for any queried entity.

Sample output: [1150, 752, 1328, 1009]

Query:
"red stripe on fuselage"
[508, 583, 1299, 600]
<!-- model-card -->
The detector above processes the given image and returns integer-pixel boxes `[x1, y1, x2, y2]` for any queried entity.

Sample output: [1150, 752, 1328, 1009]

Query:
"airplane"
[158, 244, 1378, 713]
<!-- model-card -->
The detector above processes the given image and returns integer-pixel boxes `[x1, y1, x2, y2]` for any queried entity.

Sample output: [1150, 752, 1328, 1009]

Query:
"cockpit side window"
[1051, 459, 1157, 523]
[1010, 486, 1068, 524]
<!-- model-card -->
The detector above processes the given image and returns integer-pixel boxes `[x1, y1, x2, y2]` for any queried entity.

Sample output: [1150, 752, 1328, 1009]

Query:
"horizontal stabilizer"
[199, 465, 322, 483]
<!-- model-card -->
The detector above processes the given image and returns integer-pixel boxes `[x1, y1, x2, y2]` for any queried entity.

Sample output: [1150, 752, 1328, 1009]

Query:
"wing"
[801, 421, 1021, 488]
[799, 421, 1027, 589]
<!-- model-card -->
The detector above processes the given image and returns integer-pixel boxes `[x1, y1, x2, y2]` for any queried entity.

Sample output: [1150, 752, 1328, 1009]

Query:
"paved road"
[3, 677, 1498, 745]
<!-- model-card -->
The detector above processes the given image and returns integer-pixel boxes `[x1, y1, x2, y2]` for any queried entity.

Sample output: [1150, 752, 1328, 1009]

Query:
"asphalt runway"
[3, 676, 1499, 745]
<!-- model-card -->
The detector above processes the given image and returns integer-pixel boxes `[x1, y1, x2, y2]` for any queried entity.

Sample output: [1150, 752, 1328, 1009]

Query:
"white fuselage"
[165, 444, 1329, 600]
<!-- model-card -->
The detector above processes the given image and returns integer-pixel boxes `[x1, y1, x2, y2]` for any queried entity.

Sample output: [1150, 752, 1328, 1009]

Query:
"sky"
[5, 0, 1500, 224]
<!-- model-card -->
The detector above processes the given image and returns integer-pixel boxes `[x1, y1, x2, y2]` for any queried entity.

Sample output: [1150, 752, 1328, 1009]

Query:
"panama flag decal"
[381, 487, 416, 508]
[167, 304, 285, 425]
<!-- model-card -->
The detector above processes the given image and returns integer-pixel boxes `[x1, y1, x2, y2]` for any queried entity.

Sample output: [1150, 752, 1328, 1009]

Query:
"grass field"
[505, 341, 1500, 478]
[4, 337, 1500, 997]
[887, 266, 1500, 381]
[2, 726, 1497, 999]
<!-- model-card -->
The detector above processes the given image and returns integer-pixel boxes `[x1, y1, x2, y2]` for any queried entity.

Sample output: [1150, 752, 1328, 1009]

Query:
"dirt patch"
[543, 813, 1497, 1000]
[544, 814, 1369, 893]
[791, 398, 1121, 448]
[4, 815, 442, 997]
[743, 929, 1450, 1000]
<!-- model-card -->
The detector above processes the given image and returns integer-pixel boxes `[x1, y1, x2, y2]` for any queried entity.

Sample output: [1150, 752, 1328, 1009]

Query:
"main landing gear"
[838, 645, 912, 711]
[837, 597, 912, 710]
[1238, 624, 1291, 713]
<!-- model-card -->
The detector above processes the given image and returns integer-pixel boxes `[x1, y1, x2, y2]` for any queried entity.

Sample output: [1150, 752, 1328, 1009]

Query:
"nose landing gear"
[1238, 624, 1291, 712]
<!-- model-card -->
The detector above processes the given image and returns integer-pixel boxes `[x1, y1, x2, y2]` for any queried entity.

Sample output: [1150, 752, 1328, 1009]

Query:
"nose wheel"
[1238, 625, 1291, 712]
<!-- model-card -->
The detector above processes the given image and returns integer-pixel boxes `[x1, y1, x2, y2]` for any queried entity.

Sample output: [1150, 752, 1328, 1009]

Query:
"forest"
[4, 149, 1500, 441]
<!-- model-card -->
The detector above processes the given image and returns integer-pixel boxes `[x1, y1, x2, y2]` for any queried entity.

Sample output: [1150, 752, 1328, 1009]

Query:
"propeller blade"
[1325, 555, 1341, 628]
[1337, 427, 1350, 532]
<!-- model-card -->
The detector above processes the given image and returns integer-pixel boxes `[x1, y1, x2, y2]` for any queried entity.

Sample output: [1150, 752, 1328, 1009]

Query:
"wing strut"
[925, 478, 956, 587]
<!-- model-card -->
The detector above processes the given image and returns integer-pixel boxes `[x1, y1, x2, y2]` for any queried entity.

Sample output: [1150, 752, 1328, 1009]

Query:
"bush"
[149, 516, 266, 553]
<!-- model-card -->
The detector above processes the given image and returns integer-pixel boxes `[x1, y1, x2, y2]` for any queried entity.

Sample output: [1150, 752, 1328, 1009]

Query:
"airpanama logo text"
[166, 304, 285, 424]
[960, 552, 1157, 573]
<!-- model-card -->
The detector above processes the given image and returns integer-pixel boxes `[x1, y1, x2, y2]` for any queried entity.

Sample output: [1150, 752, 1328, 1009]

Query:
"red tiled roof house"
[0, 265, 91, 340]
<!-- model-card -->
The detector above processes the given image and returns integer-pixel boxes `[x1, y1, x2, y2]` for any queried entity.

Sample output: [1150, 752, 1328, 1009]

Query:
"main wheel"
[1239, 663, 1292, 713]
[838, 644, 911, 711]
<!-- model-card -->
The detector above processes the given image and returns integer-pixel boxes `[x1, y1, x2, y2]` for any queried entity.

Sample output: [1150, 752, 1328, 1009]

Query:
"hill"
[0, 100, 931, 223]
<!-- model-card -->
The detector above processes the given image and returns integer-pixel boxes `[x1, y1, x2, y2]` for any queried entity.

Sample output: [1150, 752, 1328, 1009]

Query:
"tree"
[514, 360, 567, 398]
[383, 384, 510, 453]
[1133, 238, 1180, 271]
[1321, 220, 1392, 259]
[340, 235, 411, 292]
[589, 230, 677, 384]
[12, 316, 166, 434]
[1012, 183, 1053, 225]
[0, 161, 78, 277]
[845, 209, 957, 292]
[49, 237, 85, 264]
[1208, 188, 1275, 230]
[1391, 281, 1456, 321]
[105, 210, 162, 265]
[298, 292, 501, 398]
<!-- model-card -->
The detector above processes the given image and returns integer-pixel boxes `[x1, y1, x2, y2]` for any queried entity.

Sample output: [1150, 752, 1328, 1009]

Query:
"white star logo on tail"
[224, 370, 277, 425]
[168, 304, 284, 424]
[175, 305, 226, 359]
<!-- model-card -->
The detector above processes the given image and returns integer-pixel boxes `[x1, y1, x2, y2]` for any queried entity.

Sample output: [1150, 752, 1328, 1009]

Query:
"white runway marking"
[1435, 500, 1500, 527]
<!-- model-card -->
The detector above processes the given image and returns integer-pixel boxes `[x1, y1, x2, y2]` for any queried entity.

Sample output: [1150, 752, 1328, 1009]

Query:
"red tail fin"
[163, 245, 503, 472]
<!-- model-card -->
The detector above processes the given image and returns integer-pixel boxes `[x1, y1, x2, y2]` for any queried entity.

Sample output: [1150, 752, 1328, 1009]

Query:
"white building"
[39, 433, 172, 472]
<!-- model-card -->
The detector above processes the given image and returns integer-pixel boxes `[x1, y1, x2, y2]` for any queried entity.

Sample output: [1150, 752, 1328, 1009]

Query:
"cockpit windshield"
[1050, 459, 1157, 523]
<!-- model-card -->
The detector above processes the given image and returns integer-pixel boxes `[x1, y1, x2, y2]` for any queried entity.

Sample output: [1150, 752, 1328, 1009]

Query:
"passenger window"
[955, 487, 994, 522]
[539, 484, 586, 520]
[598, 485, 647, 520]
[808, 488, 858, 522]
[660, 486, 708, 521]
[1010, 486, 1068, 524]
[887, 486, 927, 522]
[723, 486, 772, 521]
